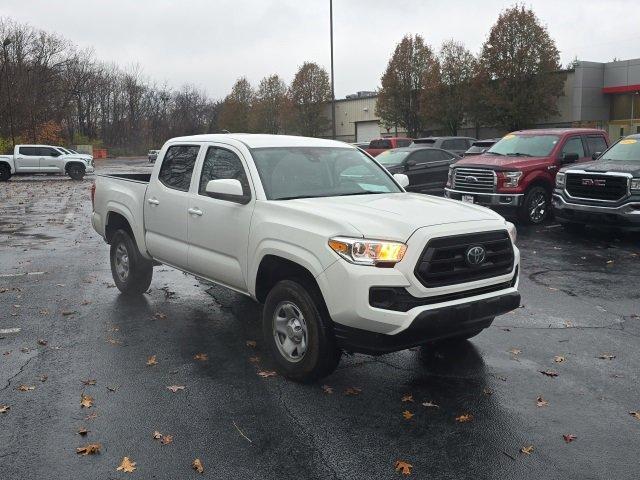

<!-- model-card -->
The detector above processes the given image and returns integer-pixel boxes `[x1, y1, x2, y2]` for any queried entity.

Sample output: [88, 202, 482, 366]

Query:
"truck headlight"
[505, 222, 517, 244]
[502, 171, 523, 188]
[328, 237, 407, 266]
[446, 167, 454, 187]
[556, 172, 566, 188]
[631, 178, 640, 191]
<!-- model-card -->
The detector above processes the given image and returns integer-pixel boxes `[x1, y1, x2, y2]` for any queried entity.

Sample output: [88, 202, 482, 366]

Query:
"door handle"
[188, 207, 203, 216]
[147, 198, 160, 205]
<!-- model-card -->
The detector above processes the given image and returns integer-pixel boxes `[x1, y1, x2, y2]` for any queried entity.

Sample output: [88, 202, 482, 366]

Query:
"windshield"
[488, 134, 560, 157]
[251, 147, 402, 200]
[376, 150, 411, 166]
[600, 137, 640, 162]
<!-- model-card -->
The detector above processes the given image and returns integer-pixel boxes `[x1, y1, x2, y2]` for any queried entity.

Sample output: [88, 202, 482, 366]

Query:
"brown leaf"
[321, 385, 334, 394]
[597, 353, 616, 360]
[563, 434, 577, 443]
[536, 396, 549, 408]
[422, 401, 439, 408]
[167, 385, 185, 393]
[106, 337, 121, 345]
[248, 355, 260, 363]
[257, 370, 277, 378]
[344, 387, 362, 396]
[394, 460, 413, 475]
[80, 393, 94, 408]
[402, 410, 414, 420]
[77, 427, 89, 436]
[153, 431, 162, 439]
[116, 457, 137, 473]
[455, 413, 474, 423]
[520, 445, 534, 455]
[82, 379, 96, 386]
[483, 387, 493, 396]
[401, 394, 414, 403]
[554, 355, 565, 363]
[508, 348, 521, 355]
[17, 384, 35, 392]
[76, 443, 101, 455]
[160, 435, 173, 445]
[153, 312, 167, 320]
[37, 339, 48, 346]
[0, 404, 9, 414]
[81, 299, 91, 305]
[146, 355, 158, 366]
[629, 411, 640, 420]
[193, 353, 208, 361]
[192, 458, 204, 473]
[540, 370, 559, 378]
[246, 340, 257, 348]
[85, 412, 98, 420]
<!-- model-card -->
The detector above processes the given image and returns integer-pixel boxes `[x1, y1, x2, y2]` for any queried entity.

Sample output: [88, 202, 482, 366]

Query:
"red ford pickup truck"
[444, 128, 610, 224]
[365, 137, 412, 157]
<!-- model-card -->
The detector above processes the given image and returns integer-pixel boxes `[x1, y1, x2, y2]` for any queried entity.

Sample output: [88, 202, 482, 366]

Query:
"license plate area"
[462, 195, 475, 204]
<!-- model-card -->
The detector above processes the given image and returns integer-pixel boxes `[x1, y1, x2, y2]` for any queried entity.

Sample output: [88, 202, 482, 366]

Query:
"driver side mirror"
[205, 179, 250, 204]
[592, 151, 602, 160]
[561, 152, 579, 164]
[393, 173, 410, 188]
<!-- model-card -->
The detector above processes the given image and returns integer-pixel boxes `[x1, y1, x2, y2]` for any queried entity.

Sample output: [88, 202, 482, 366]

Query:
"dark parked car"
[376, 147, 460, 195]
[464, 138, 501, 156]
[410, 136, 476, 156]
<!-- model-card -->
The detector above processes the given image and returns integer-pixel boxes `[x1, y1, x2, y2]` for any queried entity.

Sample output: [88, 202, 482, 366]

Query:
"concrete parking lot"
[1, 158, 639, 479]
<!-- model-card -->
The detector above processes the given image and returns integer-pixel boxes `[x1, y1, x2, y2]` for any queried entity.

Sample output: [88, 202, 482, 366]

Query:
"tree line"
[0, 5, 566, 154]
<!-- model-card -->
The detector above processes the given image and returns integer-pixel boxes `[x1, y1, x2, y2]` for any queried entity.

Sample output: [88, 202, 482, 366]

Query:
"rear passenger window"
[585, 135, 608, 155]
[19, 147, 38, 156]
[159, 145, 200, 191]
[198, 147, 250, 196]
[442, 139, 468, 151]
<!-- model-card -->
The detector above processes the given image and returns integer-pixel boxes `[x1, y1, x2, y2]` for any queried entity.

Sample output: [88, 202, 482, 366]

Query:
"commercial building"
[325, 57, 640, 143]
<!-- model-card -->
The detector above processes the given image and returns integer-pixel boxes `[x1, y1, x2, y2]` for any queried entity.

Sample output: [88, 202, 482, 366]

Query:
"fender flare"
[105, 202, 151, 260]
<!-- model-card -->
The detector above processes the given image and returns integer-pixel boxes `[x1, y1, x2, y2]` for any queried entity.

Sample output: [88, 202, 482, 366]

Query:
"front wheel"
[110, 229, 153, 295]
[0, 164, 11, 181]
[67, 164, 86, 181]
[518, 186, 549, 224]
[263, 280, 341, 383]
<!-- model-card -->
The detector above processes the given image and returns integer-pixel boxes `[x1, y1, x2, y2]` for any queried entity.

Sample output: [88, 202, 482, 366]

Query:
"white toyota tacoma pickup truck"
[0, 144, 94, 181]
[91, 134, 520, 382]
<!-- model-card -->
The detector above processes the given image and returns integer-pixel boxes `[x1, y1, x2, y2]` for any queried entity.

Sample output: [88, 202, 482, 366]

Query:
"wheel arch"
[255, 254, 325, 306]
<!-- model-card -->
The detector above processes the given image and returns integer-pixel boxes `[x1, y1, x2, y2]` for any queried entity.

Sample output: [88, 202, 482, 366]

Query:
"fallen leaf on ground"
[76, 443, 101, 455]
[82, 379, 96, 386]
[153, 431, 162, 439]
[344, 387, 362, 396]
[146, 355, 158, 366]
[597, 353, 616, 360]
[394, 460, 413, 475]
[167, 385, 185, 393]
[153, 312, 167, 320]
[61, 310, 76, 316]
[80, 393, 94, 408]
[455, 413, 474, 423]
[39, 374, 48, 382]
[160, 435, 173, 445]
[483, 387, 493, 396]
[81, 299, 91, 305]
[17, 385, 34, 391]
[422, 401, 439, 408]
[321, 385, 334, 394]
[540, 370, 559, 377]
[508, 348, 521, 355]
[257, 370, 277, 378]
[401, 394, 414, 403]
[106, 385, 117, 392]
[248, 356, 260, 363]
[554, 355, 565, 363]
[563, 434, 577, 443]
[37, 339, 48, 346]
[106, 338, 121, 345]
[629, 411, 640, 420]
[192, 458, 204, 473]
[520, 445, 534, 455]
[116, 457, 136, 473]
[0, 404, 9, 413]
[77, 427, 89, 436]
[193, 353, 208, 361]
[402, 410, 414, 420]
[246, 340, 257, 348]
[536, 396, 549, 407]
[85, 412, 98, 420]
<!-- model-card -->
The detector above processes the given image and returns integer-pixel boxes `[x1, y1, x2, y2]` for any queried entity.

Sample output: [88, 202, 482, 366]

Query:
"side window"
[561, 137, 585, 158]
[39, 147, 60, 157]
[585, 135, 608, 155]
[18, 146, 38, 156]
[396, 139, 411, 147]
[443, 139, 468, 150]
[435, 149, 454, 160]
[158, 145, 200, 192]
[198, 147, 250, 196]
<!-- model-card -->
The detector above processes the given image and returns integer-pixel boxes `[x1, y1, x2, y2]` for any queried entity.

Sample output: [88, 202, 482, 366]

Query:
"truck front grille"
[415, 231, 514, 288]
[565, 173, 628, 202]
[453, 168, 496, 193]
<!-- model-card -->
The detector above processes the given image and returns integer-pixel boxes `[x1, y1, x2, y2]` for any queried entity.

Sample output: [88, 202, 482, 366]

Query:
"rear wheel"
[67, 164, 85, 180]
[110, 229, 153, 295]
[0, 164, 10, 181]
[263, 280, 341, 383]
[518, 186, 549, 224]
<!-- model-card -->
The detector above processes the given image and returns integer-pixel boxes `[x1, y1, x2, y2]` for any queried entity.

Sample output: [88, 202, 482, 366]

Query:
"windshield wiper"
[506, 152, 533, 157]
[485, 151, 504, 156]
[274, 195, 325, 200]
[337, 191, 388, 196]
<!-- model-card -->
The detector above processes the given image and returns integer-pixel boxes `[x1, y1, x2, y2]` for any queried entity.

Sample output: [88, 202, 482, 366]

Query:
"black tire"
[0, 164, 11, 181]
[263, 279, 341, 383]
[109, 229, 153, 295]
[67, 164, 85, 181]
[517, 186, 549, 224]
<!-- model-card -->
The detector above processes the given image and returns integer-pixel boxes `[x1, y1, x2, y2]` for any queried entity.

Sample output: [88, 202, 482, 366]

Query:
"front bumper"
[552, 193, 640, 229]
[445, 188, 523, 208]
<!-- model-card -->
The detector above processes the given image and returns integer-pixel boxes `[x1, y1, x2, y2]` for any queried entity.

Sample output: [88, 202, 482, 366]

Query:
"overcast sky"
[1, 0, 638, 99]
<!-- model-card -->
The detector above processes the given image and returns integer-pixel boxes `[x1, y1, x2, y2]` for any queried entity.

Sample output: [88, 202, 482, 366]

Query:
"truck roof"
[510, 128, 606, 136]
[167, 134, 352, 149]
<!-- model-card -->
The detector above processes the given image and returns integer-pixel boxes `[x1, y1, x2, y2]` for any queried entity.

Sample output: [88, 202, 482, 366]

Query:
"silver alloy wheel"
[273, 301, 308, 363]
[114, 243, 130, 282]
[529, 192, 547, 223]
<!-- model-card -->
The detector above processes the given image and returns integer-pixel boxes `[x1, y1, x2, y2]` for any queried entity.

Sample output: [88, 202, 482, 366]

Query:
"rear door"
[38, 147, 64, 172]
[14, 146, 40, 172]
[144, 144, 201, 268]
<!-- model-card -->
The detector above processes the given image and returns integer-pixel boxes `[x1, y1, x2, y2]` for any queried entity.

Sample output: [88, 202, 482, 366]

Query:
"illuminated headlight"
[502, 171, 523, 188]
[328, 237, 407, 266]
[631, 178, 640, 191]
[556, 172, 566, 188]
[505, 221, 517, 244]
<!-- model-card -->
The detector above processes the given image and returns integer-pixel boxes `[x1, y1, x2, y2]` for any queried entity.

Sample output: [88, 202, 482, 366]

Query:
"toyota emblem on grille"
[466, 245, 486, 266]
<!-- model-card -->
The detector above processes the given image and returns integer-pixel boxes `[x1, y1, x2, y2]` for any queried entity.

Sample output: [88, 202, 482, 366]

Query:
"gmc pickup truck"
[553, 134, 640, 230]
[0, 144, 94, 181]
[92, 134, 520, 382]
[444, 128, 610, 224]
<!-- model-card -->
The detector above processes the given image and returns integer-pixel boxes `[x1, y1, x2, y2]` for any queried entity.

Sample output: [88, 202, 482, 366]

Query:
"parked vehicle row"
[0, 144, 95, 181]
[411, 136, 477, 157]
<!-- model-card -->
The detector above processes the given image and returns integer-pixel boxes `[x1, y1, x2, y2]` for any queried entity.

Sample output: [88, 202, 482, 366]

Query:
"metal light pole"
[329, 0, 336, 140]
[1, 38, 15, 147]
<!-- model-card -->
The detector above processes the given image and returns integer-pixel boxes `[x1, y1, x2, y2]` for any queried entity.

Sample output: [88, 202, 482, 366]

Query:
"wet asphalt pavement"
[0, 158, 639, 479]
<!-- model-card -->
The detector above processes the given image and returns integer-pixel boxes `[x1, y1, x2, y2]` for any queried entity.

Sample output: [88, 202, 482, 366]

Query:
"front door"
[144, 144, 201, 268]
[37, 146, 64, 172]
[187, 144, 255, 291]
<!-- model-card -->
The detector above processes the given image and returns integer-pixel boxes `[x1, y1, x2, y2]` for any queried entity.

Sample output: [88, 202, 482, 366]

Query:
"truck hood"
[455, 153, 549, 171]
[281, 193, 503, 241]
[561, 160, 640, 177]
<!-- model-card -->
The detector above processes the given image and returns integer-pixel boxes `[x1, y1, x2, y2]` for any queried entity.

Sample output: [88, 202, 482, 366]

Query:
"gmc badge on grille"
[582, 178, 606, 186]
